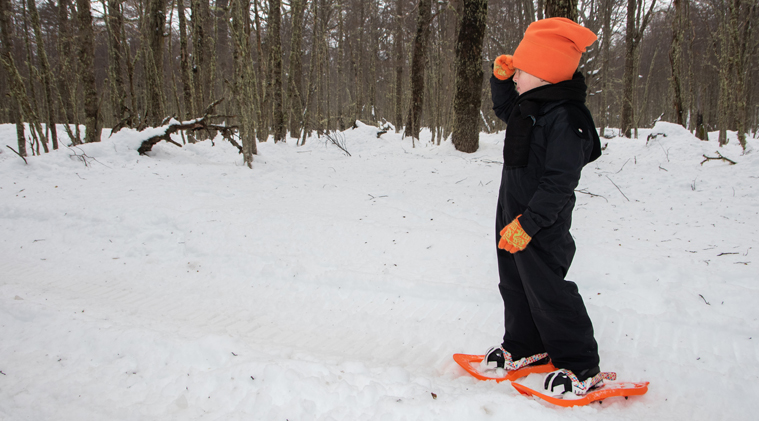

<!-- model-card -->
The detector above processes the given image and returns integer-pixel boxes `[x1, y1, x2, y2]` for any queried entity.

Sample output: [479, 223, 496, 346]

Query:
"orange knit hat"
[512, 18, 597, 84]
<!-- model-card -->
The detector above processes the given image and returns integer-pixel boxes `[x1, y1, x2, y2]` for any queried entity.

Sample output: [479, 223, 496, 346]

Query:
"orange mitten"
[498, 215, 532, 253]
[493, 55, 515, 80]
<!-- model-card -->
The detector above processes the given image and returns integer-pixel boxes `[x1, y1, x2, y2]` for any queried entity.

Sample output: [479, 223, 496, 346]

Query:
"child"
[485, 17, 604, 397]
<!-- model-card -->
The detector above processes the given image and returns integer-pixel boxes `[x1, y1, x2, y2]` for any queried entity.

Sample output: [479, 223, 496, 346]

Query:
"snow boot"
[543, 367, 614, 396]
[480, 346, 550, 371]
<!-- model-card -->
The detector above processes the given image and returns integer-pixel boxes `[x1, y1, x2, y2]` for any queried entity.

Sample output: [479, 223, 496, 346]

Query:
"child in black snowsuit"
[484, 17, 605, 396]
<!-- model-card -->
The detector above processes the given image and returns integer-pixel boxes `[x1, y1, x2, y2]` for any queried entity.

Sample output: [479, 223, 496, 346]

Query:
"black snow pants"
[495, 203, 599, 373]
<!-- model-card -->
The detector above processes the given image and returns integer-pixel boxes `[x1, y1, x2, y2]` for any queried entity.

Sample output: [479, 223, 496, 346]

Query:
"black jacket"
[491, 74, 601, 267]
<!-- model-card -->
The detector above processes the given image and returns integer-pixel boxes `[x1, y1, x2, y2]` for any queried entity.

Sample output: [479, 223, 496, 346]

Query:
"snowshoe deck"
[452, 353, 556, 383]
[511, 380, 649, 407]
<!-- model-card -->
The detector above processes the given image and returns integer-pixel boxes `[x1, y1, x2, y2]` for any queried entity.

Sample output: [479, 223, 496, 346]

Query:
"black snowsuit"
[491, 72, 602, 373]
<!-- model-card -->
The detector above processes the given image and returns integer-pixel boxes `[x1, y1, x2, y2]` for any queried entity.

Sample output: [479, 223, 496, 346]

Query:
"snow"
[1, 121, 757, 420]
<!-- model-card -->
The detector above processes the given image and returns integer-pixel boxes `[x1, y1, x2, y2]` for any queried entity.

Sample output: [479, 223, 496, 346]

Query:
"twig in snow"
[605, 176, 629, 201]
[701, 151, 736, 165]
[615, 158, 630, 174]
[324, 131, 351, 157]
[717, 252, 739, 256]
[701, 151, 737, 165]
[698, 294, 711, 305]
[575, 189, 608, 202]
[6, 146, 27, 164]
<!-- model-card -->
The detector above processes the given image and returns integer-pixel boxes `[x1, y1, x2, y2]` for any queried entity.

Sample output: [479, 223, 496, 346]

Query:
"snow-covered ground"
[0, 121, 756, 420]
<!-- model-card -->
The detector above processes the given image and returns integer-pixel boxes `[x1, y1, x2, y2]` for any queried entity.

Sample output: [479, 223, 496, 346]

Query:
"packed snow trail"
[0, 122, 756, 420]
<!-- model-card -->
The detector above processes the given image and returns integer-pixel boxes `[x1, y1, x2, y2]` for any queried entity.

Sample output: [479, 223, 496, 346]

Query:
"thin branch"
[606, 176, 630, 201]
[324, 131, 351, 156]
[701, 151, 737, 165]
[575, 188, 608, 202]
[6, 146, 28, 164]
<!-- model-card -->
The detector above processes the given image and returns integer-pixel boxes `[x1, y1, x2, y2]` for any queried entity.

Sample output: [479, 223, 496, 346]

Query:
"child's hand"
[493, 55, 515, 80]
[499, 216, 531, 253]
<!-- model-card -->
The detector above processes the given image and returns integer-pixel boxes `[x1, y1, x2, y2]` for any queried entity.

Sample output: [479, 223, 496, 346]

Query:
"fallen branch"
[605, 176, 630, 201]
[6, 145, 27, 164]
[701, 151, 736, 166]
[575, 188, 608, 202]
[137, 99, 241, 155]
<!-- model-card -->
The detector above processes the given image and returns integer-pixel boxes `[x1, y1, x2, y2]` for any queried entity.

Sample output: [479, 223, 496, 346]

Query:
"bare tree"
[269, 0, 285, 142]
[191, 0, 212, 120]
[177, 0, 195, 120]
[0, 0, 27, 156]
[77, 0, 102, 142]
[669, 0, 685, 127]
[144, 0, 167, 127]
[27, 0, 59, 149]
[287, 0, 305, 138]
[620, 0, 657, 138]
[336, 0, 346, 130]
[393, 0, 404, 132]
[404, 0, 432, 142]
[231, 0, 258, 166]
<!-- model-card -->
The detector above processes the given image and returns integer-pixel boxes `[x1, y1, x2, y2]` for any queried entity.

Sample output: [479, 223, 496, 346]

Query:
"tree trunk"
[393, 0, 404, 132]
[451, 0, 488, 153]
[56, 0, 75, 124]
[620, 0, 636, 137]
[177, 0, 195, 120]
[320, 0, 331, 133]
[77, 0, 102, 143]
[287, 0, 305, 138]
[300, 0, 320, 144]
[253, 0, 269, 142]
[620, 0, 656, 138]
[716, 3, 732, 146]
[231, 0, 258, 166]
[57, 0, 82, 144]
[22, 4, 47, 154]
[599, 0, 612, 135]
[404, 0, 432, 142]
[144, 0, 166, 127]
[545, 0, 578, 21]
[354, 0, 365, 123]
[214, 0, 230, 106]
[728, 0, 755, 150]
[106, 0, 129, 128]
[269, 0, 285, 142]
[28, 0, 59, 149]
[669, 0, 685, 126]
[336, 0, 345, 131]
[191, 0, 211, 120]
[0, 0, 27, 156]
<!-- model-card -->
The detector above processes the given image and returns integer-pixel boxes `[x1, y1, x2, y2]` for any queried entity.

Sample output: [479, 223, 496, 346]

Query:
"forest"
[1, 0, 757, 166]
